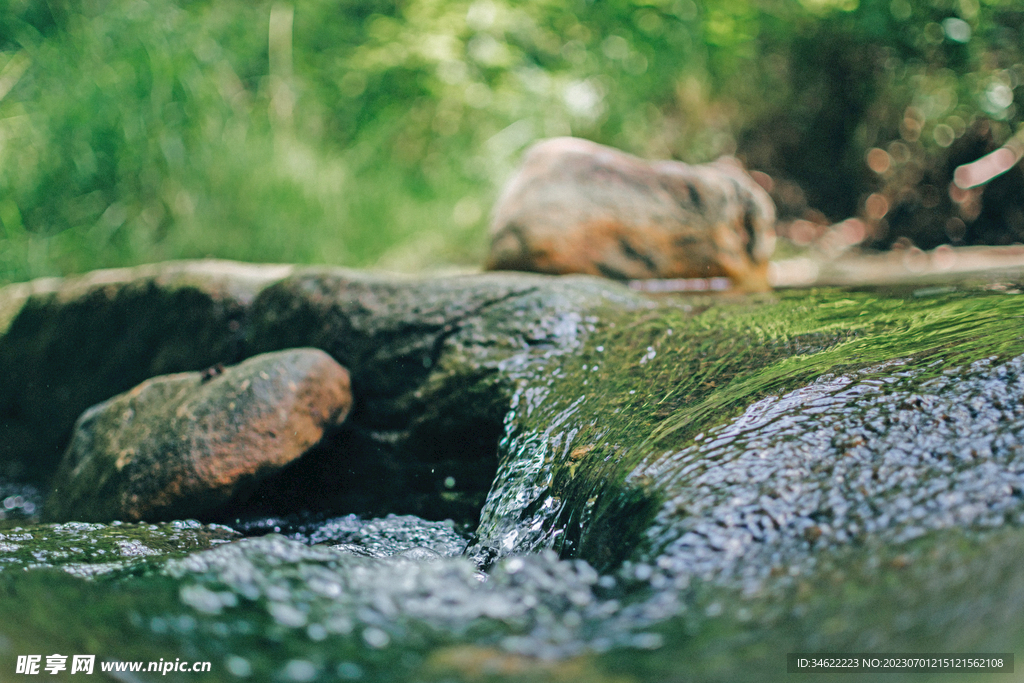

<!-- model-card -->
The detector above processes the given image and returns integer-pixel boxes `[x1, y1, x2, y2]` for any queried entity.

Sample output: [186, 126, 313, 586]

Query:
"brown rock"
[486, 137, 777, 291]
[0, 259, 293, 485]
[43, 348, 351, 523]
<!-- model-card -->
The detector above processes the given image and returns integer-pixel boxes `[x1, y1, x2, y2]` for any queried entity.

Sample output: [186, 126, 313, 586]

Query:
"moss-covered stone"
[2, 523, 1023, 683]
[0, 261, 646, 523]
[0, 519, 237, 576]
[219, 269, 648, 523]
[470, 286, 1024, 571]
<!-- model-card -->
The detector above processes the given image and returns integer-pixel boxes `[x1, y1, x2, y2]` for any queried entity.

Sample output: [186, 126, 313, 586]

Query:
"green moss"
[475, 286, 1024, 568]
[3, 524, 1023, 683]
[0, 520, 237, 576]
[566, 287, 1023, 458]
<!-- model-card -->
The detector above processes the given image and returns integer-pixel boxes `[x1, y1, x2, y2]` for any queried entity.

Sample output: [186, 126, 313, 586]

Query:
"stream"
[1, 267, 1023, 682]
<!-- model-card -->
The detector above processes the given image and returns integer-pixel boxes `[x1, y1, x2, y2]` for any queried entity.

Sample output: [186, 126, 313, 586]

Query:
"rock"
[486, 137, 776, 291]
[43, 348, 352, 523]
[231, 269, 647, 521]
[0, 260, 292, 485]
[0, 260, 646, 526]
[0, 519, 238, 577]
[467, 285, 1024, 575]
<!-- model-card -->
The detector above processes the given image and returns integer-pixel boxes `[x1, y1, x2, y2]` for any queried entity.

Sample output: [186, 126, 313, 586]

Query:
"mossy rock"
[0, 519, 238, 576]
[471, 285, 1024, 573]
[2, 262, 1024, 681]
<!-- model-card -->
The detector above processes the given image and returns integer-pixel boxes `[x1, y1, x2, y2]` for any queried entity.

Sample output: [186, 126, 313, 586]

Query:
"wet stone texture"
[635, 354, 1024, 593]
[0, 519, 238, 576]
[0, 262, 646, 526]
[469, 286, 1024, 573]
[161, 536, 646, 661]
[234, 513, 470, 559]
[196, 269, 646, 523]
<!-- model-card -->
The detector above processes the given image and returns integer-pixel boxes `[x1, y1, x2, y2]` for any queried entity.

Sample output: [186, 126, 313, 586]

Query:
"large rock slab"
[43, 349, 351, 522]
[468, 285, 1024, 573]
[486, 137, 776, 290]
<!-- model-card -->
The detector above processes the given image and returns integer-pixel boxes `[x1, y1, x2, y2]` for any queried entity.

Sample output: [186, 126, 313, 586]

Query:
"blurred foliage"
[0, 0, 1021, 283]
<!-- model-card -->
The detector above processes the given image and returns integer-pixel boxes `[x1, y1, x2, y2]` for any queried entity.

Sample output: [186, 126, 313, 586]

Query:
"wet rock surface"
[1, 262, 1024, 681]
[2, 515, 1023, 682]
[44, 348, 352, 523]
[487, 137, 776, 290]
[634, 355, 1024, 593]
[0, 519, 238, 576]
[469, 286, 1024, 572]
[185, 268, 646, 525]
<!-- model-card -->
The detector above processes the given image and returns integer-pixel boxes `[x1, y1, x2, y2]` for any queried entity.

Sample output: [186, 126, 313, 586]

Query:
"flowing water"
[3, 284, 1024, 682]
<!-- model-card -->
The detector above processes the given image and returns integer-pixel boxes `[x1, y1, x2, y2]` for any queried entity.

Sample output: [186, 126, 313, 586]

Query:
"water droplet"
[269, 602, 307, 628]
[282, 659, 317, 682]
[362, 626, 390, 649]
[225, 656, 251, 678]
